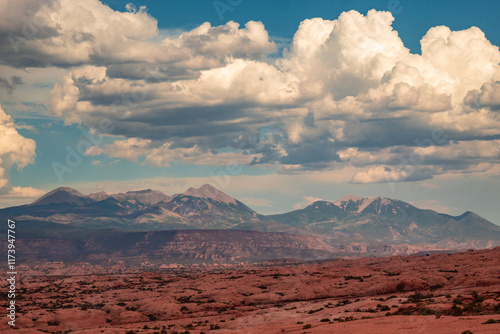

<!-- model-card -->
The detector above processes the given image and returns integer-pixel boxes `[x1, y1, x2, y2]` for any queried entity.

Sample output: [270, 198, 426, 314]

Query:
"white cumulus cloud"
[2, 3, 500, 184]
[0, 104, 42, 196]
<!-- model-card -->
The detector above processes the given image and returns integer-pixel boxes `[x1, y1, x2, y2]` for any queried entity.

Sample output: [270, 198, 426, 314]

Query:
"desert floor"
[2, 248, 500, 333]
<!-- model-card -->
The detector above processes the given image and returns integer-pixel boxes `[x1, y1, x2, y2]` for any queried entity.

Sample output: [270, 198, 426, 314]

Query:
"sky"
[0, 0, 499, 224]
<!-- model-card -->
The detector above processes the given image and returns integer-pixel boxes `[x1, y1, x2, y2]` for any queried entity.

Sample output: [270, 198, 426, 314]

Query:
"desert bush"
[337, 299, 352, 306]
[494, 302, 500, 313]
[418, 307, 436, 315]
[378, 304, 390, 311]
[451, 305, 463, 316]
[472, 291, 485, 303]
[307, 307, 324, 314]
[407, 292, 433, 303]
[302, 324, 312, 329]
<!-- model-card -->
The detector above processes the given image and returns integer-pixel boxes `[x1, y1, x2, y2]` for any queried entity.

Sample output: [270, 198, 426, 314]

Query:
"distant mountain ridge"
[1, 185, 500, 259]
[0, 184, 266, 230]
[268, 196, 500, 246]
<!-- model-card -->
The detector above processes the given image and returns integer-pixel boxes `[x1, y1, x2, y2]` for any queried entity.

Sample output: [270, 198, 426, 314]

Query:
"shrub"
[409, 292, 425, 301]
[379, 305, 390, 311]
[320, 318, 330, 322]
[451, 305, 463, 316]
[307, 307, 324, 314]
[472, 291, 485, 303]
[302, 324, 312, 329]
[418, 308, 436, 315]
[483, 319, 497, 324]
[337, 299, 352, 306]
[494, 302, 500, 313]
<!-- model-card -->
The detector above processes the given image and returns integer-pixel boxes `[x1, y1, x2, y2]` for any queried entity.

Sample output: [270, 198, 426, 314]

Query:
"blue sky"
[0, 0, 499, 224]
[103, 0, 500, 54]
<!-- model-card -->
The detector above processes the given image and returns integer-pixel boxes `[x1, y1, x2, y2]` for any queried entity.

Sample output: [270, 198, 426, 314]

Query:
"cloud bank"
[0, 104, 42, 196]
[2, 1, 499, 183]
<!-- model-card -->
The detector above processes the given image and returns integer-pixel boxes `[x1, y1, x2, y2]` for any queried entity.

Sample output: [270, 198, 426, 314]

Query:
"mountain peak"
[183, 184, 237, 205]
[88, 191, 109, 201]
[54, 187, 85, 195]
[111, 189, 169, 205]
[339, 195, 366, 202]
[330, 195, 394, 213]
[32, 187, 92, 206]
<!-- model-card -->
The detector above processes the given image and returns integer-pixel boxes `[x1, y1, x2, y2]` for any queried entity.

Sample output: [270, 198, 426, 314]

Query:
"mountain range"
[1, 184, 499, 264]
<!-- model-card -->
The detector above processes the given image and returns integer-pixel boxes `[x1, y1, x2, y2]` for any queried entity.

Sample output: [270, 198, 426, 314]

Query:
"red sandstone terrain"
[2, 248, 500, 333]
